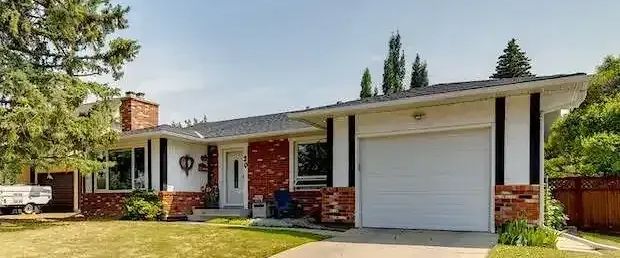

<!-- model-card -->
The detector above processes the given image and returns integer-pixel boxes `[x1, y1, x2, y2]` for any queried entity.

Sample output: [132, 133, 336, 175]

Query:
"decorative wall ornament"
[178, 155, 195, 176]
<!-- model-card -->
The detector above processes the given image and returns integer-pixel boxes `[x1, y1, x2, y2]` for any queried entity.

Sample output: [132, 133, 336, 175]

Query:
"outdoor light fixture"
[412, 111, 426, 120]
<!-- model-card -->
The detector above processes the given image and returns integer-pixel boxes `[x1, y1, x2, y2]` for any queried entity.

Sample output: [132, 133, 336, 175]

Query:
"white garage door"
[360, 128, 491, 231]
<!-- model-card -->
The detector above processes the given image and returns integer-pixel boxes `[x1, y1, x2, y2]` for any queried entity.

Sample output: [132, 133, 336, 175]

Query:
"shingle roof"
[291, 73, 586, 114]
[122, 112, 312, 139]
[123, 73, 585, 140]
[187, 112, 311, 138]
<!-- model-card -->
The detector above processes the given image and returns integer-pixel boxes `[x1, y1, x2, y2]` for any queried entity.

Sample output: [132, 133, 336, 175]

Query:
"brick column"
[495, 185, 540, 225]
[321, 187, 355, 223]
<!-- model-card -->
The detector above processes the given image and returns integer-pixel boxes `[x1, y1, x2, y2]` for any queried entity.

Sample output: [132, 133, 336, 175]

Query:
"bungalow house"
[21, 73, 588, 233]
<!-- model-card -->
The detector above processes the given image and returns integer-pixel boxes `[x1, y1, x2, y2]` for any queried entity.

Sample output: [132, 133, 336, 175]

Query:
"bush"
[544, 186, 568, 230]
[123, 190, 164, 221]
[498, 219, 558, 248]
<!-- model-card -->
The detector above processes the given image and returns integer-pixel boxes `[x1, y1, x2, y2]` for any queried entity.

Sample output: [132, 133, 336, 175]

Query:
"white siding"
[357, 100, 494, 136]
[504, 95, 530, 184]
[332, 116, 349, 187]
[151, 138, 160, 190]
[166, 139, 208, 192]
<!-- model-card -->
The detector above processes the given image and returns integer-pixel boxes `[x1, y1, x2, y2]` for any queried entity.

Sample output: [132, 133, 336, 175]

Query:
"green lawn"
[0, 220, 326, 258]
[488, 245, 619, 258]
[581, 231, 620, 248]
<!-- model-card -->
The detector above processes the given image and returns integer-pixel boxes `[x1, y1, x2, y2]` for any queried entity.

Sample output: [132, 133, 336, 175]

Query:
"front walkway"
[271, 228, 497, 258]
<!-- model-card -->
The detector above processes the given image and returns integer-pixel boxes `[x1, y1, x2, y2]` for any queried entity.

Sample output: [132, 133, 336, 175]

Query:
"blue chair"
[274, 190, 299, 218]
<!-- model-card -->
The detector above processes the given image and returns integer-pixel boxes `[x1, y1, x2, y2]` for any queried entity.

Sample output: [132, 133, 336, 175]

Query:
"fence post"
[575, 177, 583, 227]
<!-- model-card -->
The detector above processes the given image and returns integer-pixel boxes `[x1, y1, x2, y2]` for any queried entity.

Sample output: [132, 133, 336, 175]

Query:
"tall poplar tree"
[491, 38, 534, 78]
[359, 68, 373, 99]
[382, 32, 406, 94]
[0, 0, 140, 182]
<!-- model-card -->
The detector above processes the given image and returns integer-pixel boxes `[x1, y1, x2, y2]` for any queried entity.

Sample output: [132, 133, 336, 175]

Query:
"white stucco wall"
[504, 95, 530, 185]
[165, 139, 208, 192]
[332, 116, 349, 187]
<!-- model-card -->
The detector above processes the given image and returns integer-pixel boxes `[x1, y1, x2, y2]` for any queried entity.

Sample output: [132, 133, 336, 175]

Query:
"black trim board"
[326, 118, 333, 187]
[29, 167, 35, 184]
[159, 138, 168, 191]
[530, 93, 541, 185]
[348, 115, 356, 187]
[147, 139, 152, 190]
[495, 97, 505, 185]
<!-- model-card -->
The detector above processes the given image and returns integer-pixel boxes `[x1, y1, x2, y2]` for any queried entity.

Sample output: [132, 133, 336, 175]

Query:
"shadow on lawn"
[0, 220, 67, 233]
[217, 226, 329, 241]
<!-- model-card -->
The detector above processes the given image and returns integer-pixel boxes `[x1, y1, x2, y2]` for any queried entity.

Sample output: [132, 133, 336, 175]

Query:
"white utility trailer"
[0, 185, 52, 214]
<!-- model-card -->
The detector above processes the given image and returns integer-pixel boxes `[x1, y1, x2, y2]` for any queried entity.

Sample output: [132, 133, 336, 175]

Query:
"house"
[21, 73, 588, 233]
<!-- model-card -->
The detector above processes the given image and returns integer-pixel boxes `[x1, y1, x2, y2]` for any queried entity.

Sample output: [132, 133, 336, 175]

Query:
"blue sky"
[114, 0, 620, 123]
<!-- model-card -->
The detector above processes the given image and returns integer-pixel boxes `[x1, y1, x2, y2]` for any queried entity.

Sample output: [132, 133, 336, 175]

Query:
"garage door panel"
[360, 128, 491, 231]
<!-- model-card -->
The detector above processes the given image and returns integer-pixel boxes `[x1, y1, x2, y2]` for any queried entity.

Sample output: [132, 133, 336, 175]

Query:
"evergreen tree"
[0, 0, 139, 181]
[491, 38, 534, 78]
[382, 32, 406, 94]
[360, 68, 373, 99]
[410, 54, 429, 88]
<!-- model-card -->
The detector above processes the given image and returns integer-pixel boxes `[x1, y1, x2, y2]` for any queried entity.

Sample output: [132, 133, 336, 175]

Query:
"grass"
[206, 217, 252, 226]
[580, 231, 620, 248]
[0, 220, 326, 258]
[488, 245, 620, 258]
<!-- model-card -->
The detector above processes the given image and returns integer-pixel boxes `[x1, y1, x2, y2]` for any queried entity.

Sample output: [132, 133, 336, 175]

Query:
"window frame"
[94, 146, 147, 193]
[289, 136, 328, 192]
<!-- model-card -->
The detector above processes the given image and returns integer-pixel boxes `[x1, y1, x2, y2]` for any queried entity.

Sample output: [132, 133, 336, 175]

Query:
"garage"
[359, 127, 492, 231]
[37, 172, 75, 212]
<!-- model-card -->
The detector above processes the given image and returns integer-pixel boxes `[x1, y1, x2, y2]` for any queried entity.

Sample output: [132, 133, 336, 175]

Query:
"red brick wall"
[120, 97, 159, 131]
[207, 145, 218, 185]
[495, 185, 540, 225]
[79, 191, 203, 218]
[80, 192, 128, 218]
[321, 187, 355, 223]
[291, 191, 322, 219]
[160, 191, 203, 216]
[248, 139, 290, 200]
[247, 138, 322, 218]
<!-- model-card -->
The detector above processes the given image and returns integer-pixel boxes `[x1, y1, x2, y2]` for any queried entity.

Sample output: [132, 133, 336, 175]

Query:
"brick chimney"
[120, 91, 159, 131]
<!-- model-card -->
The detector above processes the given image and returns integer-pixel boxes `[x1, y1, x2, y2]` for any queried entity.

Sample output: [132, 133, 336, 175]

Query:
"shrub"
[498, 219, 558, 248]
[544, 185, 568, 230]
[123, 190, 164, 221]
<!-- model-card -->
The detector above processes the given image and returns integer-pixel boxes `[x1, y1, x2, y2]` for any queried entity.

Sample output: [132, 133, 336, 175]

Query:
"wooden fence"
[549, 177, 620, 231]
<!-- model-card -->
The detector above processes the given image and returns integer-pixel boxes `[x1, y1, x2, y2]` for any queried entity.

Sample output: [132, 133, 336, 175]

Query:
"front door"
[225, 151, 244, 206]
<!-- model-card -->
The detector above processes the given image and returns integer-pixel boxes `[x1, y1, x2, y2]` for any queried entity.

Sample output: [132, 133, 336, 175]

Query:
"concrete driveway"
[271, 228, 497, 258]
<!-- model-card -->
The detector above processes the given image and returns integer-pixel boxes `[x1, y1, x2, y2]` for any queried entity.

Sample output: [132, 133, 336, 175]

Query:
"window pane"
[297, 142, 329, 178]
[109, 149, 132, 190]
[96, 171, 106, 190]
[134, 148, 145, 189]
[95, 155, 106, 190]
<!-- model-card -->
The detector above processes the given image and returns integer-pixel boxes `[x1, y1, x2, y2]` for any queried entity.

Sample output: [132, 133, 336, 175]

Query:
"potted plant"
[202, 184, 219, 208]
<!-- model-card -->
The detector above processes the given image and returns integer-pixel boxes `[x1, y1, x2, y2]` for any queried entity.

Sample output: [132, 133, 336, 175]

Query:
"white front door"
[225, 151, 244, 206]
[359, 128, 492, 231]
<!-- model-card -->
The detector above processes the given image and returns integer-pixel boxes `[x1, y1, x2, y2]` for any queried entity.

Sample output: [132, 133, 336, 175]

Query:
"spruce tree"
[0, 0, 139, 180]
[360, 68, 373, 99]
[491, 38, 534, 78]
[382, 32, 406, 94]
[410, 54, 429, 88]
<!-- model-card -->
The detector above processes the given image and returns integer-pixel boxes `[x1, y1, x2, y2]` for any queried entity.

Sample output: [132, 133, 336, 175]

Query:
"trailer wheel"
[22, 203, 35, 214]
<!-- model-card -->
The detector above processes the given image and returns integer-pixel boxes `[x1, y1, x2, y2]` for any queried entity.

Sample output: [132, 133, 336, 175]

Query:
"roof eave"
[288, 74, 588, 120]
